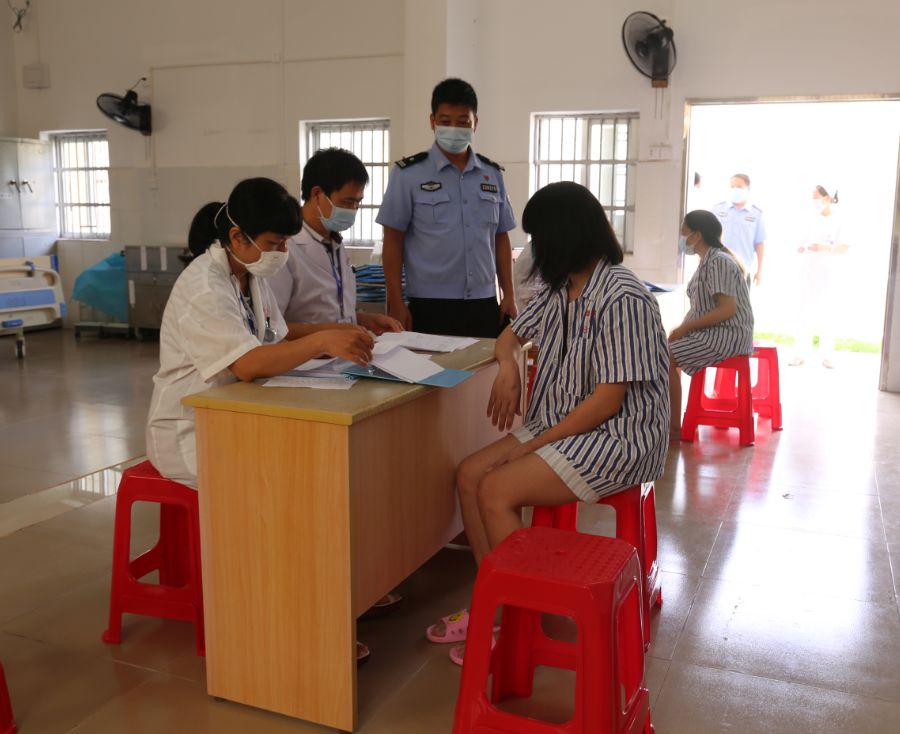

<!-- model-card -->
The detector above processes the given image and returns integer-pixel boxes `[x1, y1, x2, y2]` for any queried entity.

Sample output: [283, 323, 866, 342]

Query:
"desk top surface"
[183, 338, 497, 425]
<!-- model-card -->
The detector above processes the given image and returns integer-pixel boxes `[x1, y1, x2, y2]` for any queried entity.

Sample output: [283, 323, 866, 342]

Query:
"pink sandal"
[449, 634, 497, 667]
[426, 609, 470, 644]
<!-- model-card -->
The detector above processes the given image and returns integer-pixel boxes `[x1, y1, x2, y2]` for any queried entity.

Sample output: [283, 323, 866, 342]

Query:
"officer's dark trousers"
[408, 297, 506, 338]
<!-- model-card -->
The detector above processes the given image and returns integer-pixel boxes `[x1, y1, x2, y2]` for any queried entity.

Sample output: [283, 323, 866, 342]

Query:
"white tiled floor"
[2, 330, 899, 733]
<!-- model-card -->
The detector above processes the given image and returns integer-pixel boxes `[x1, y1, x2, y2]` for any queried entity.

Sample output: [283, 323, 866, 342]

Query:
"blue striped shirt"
[671, 248, 754, 375]
[512, 261, 670, 489]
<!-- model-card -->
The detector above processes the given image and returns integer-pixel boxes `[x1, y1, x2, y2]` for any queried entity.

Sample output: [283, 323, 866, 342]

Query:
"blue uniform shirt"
[711, 201, 766, 272]
[376, 142, 516, 300]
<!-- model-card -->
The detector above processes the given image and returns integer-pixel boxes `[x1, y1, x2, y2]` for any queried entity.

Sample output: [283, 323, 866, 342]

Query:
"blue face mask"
[318, 195, 357, 233]
[435, 125, 473, 154]
[731, 187, 748, 204]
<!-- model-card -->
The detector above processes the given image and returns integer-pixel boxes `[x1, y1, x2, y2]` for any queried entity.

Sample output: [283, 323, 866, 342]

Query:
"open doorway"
[682, 98, 900, 381]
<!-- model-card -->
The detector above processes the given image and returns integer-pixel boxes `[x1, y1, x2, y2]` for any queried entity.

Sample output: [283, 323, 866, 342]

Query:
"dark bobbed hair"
[300, 148, 369, 201]
[210, 177, 301, 246]
[815, 184, 839, 204]
[732, 172, 751, 187]
[188, 202, 223, 257]
[431, 78, 478, 115]
[522, 182, 624, 291]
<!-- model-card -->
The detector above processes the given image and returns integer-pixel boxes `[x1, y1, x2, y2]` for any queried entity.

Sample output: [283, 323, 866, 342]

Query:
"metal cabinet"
[125, 245, 189, 336]
[0, 138, 56, 231]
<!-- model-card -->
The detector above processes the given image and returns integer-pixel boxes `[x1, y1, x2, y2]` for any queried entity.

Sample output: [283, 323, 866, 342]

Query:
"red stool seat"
[0, 663, 15, 734]
[709, 343, 783, 431]
[453, 527, 653, 734]
[102, 460, 205, 655]
[532, 484, 662, 650]
[682, 355, 754, 445]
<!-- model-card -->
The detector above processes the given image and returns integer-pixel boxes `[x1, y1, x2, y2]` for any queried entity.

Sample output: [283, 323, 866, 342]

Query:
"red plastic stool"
[532, 483, 662, 650]
[710, 344, 783, 430]
[681, 355, 754, 445]
[453, 527, 653, 734]
[749, 344, 782, 430]
[0, 663, 16, 734]
[102, 460, 205, 655]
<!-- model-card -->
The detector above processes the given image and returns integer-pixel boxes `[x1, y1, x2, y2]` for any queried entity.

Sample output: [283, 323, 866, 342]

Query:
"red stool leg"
[0, 664, 15, 734]
[102, 486, 135, 645]
[531, 502, 578, 530]
[642, 485, 662, 610]
[736, 358, 755, 446]
[680, 366, 706, 442]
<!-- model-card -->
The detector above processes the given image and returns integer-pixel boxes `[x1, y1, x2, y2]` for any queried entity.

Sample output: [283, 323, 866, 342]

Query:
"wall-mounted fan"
[96, 84, 152, 136]
[622, 11, 677, 88]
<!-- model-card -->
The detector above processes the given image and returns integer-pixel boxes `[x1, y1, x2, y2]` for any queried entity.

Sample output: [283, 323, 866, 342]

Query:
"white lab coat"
[266, 224, 357, 324]
[145, 243, 288, 487]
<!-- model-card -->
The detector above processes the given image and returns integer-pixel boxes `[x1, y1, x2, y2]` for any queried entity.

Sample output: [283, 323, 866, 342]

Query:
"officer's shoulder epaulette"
[476, 153, 505, 171]
[394, 151, 429, 169]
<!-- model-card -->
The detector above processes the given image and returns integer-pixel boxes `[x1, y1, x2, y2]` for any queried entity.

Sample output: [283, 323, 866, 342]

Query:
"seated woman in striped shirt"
[668, 209, 754, 436]
[426, 182, 670, 664]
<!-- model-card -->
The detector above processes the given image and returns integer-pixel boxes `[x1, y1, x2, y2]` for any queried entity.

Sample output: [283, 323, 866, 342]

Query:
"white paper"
[370, 346, 443, 383]
[264, 375, 356, 390]
[287, 357, 353, 378]
[376, 331, 478, 353]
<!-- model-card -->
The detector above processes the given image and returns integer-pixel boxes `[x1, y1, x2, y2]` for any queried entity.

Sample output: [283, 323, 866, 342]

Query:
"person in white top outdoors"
[267, 147, 403, 336]
[668, 210, 754, 437]
[146, 177, 374, 490]
[790, 184, 847, 368]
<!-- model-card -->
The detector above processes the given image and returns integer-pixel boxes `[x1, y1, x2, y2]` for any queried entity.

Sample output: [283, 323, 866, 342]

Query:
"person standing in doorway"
[789, 185, 847, 368]
[712, 173, 767, 287]
[376, 78, 518, 337]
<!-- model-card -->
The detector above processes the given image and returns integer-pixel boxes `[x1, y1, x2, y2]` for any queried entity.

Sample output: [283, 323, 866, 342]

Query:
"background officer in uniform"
[376, 78, 517, 337]
[712, 173, 767, 286]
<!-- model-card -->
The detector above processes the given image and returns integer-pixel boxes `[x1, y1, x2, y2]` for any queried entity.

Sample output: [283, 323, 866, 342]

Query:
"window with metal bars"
[304, 119, 390, 245]
[50, 131, 111, 238]
[532, 114, 638, 252]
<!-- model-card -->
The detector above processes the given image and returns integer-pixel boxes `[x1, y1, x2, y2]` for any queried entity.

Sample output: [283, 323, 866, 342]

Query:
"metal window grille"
[51, 131, 111, 238]
[305, 119, 390, 245]
[532, 114, 638, 252]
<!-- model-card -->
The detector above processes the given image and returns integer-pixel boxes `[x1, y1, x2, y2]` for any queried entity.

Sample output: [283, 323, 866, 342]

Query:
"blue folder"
[343, 364, 473, 388]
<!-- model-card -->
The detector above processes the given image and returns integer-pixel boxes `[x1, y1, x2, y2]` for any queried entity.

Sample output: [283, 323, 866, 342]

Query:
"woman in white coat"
[146, 177, 374, 489]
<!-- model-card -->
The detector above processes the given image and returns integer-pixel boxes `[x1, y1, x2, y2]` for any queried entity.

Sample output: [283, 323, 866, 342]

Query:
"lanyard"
[238, 289, 256, 336]
[303, 223, 346, 321]
[326, 246, 346, 321]
[236, 281, 275, 341]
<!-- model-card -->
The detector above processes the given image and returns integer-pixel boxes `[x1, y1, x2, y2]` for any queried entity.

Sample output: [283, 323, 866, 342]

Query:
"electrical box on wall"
[22, 63, 50, 89]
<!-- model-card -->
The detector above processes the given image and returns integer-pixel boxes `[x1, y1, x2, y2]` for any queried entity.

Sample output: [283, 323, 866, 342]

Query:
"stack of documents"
[268, 338, 474, 389]
[375, 331, 478, 353]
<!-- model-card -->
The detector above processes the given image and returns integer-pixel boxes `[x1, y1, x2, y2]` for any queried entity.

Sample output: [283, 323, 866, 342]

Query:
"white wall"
[11, 0, 404, 249]
[8, 0, 900, 283]
[473, 0, 900, 281]
[0, 19, 16, 136]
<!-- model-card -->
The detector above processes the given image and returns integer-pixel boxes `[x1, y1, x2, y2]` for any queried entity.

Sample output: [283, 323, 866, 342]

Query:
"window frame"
[302, 118, 391, 246]
[49, 130, 111, 239]
[531, 113, 639, 253]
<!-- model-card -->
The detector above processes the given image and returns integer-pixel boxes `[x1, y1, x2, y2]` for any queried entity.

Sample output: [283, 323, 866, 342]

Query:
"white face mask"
[220, 202, 289, 277]
[679, 234, 696, 256]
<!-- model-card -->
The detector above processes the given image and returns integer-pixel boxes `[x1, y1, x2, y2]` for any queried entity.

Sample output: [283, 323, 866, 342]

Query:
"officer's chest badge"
[420, 181, 442, 192]
[480, 183, 499, 193]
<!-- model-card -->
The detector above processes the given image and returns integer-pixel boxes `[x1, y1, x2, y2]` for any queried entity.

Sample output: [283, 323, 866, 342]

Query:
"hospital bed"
[0, 258, 65, 359]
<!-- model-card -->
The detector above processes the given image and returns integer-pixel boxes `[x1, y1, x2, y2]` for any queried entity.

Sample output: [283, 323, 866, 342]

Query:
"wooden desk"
[183, 340, 520, 731]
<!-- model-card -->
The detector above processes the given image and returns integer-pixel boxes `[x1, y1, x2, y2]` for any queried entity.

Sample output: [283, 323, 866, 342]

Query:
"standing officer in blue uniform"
[376, 78, 518, 337]
[712, 173, 767, 286]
